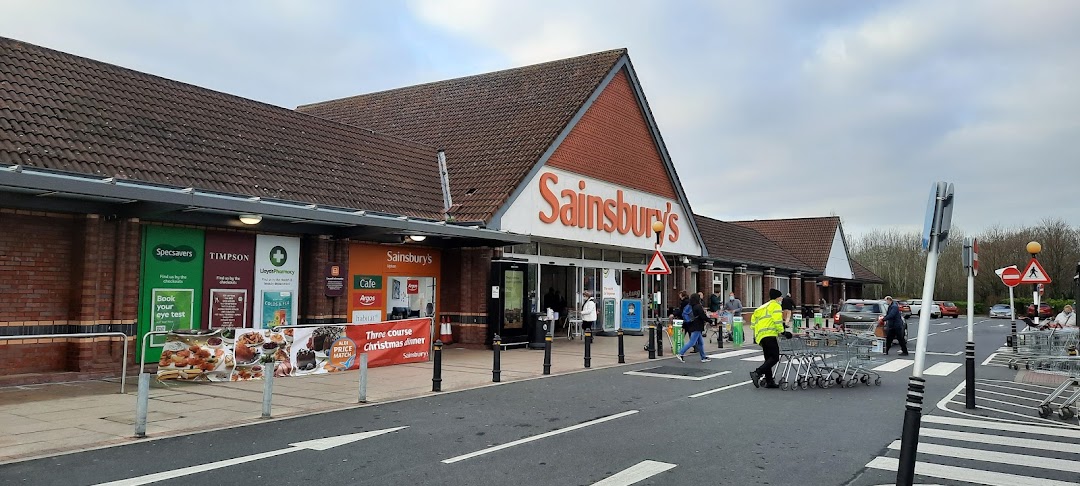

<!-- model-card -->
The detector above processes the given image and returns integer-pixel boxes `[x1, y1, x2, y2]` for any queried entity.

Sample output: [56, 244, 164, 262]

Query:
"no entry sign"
[998, 266, 1021, 288]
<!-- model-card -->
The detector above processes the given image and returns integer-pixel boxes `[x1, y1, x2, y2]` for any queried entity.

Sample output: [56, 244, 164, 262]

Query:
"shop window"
[622, 270, 642, 299]
[621, 252, 647, 265]
[385, 276, 436, 320]
[775, 277, 790, 297]
[746, 275, 763, 308]
[582, 247, 603, 261]
[539, 243, 581, 259]
[506, 243, 537, 255]
[603, 250, 621, 262]
[713, 272, 732, 297]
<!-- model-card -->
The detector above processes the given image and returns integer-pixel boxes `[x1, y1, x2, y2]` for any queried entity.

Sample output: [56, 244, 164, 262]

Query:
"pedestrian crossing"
[733, 353, 965, 377]
[859, 414, 1080, 485]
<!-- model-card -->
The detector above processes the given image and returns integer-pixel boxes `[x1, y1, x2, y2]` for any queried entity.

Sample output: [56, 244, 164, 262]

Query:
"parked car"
[897, 300, 913, 319]
[989, 303, 1012, 319]
[834, 299, 906, 334]
[938, 301, 960, 318]
[1027, 303, 1054, 319]
[909, 299, 941, 318]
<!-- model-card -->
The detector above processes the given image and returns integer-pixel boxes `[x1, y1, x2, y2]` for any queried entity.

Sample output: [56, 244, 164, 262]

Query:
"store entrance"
[539, 265, 578, 334]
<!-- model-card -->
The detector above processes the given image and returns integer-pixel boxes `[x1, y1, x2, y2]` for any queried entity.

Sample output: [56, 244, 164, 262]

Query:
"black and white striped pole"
[898, 181, 954, 486]
[962, 237, 978, 409]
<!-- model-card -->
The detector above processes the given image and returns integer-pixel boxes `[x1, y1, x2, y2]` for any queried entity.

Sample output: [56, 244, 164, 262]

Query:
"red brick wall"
[546, 69, 677, 200]
[440, 247, 493, 345]
[0, 211, 76, 322]
[301, 235, 349, 323]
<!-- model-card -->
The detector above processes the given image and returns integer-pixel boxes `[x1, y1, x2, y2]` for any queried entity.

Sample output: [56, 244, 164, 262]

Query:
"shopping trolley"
[1012, 328, 1080, 420]
[1008, 328, 1079, 370]
[772, 331, 884, 390]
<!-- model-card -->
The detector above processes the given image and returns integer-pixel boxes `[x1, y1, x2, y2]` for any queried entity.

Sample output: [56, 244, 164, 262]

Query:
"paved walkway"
[0, 332, 718, 464]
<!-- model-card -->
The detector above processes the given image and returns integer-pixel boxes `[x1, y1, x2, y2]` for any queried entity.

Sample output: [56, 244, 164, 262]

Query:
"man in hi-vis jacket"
[749, 289, 791, 388]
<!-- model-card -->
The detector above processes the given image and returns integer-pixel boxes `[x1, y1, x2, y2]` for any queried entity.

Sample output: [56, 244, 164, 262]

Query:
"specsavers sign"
[497, 167, 701, 255]
[253, 235, 301, 329]
[139, 226, 205, 362]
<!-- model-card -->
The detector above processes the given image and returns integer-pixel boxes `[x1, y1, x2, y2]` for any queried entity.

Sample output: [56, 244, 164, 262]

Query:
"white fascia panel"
[823, 228, 853, 279]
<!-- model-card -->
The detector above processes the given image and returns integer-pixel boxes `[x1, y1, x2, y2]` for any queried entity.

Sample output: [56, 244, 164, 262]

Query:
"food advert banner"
[202, 232, 255, 328]
[253, 235, 300, 329]
[139, 226, 205, 362]
[156, 328, 292, 382]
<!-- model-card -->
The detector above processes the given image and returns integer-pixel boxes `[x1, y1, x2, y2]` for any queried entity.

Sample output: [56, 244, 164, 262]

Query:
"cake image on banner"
[252, 235, 300, 329]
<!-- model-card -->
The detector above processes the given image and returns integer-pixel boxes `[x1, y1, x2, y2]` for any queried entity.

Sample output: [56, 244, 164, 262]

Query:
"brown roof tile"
[693, 214, 814, 273]
[297, 49, 627, 222]
[0, 37, 446, 219]
[731, 217, 842, 272]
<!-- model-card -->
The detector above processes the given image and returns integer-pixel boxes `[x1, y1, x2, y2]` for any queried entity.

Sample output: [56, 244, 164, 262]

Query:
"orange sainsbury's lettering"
[537, 171, 681, 245]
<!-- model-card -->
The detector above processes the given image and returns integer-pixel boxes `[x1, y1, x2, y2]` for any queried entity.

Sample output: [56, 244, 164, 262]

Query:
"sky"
[2, 0, 1078, 239]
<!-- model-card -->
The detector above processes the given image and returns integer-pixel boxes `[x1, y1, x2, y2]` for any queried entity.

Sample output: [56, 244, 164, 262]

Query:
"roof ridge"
[730, 215, 840, 224]
[0, 36, 438, 153]
[296, 48, 628, 110]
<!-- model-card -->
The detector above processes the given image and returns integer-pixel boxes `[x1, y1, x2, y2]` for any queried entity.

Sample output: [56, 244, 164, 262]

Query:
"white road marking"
[97, 427, 408, 486]
[976, 387, 1068, 404]
[872, 359, 914, 372]
[887, 440, 1080, 474]
[442, 410, 638, 464]
[624, 370, 731, 381]
[977, 381, 1068, 398]
[918, 428, 1080, 454]
[922, 414, 1080, 438]
[591, 460, 676, 486]
[741, 355, 766, 362]
[706, 348, 759, 359]
[864, 457, 1076, 486]
[924, 362, 962, 376]
[925, 351, 962, 356]
[689, 380, 753, 398]
[979, 378, 1062, 391]
[980, 352, 999, 365]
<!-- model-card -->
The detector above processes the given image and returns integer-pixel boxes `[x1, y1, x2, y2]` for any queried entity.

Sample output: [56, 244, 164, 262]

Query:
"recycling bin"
[670, 319, 684, 353]
[732, 316, 744, 347]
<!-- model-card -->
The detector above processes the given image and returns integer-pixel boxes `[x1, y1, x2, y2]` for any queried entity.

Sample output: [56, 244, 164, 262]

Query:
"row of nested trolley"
[1007, 327, 1080, 420]
[773, 330, 886, 390]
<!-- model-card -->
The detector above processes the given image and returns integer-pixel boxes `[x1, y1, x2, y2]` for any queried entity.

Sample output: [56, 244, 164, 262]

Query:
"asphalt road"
[1, 316, 1075, 486]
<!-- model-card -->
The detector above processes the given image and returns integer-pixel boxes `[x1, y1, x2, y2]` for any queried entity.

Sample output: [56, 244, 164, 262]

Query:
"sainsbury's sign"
[498, 167, 701, 255]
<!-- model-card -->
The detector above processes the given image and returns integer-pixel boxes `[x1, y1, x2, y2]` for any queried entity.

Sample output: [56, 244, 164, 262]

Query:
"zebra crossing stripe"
[921, 415, 1080, 439]
[706, 349, 759, 359]
[923, 362, 961, 376]
[922, 428, 1080, 455]
[741, 355, 766, 362]
[887, 439, 1080, 473]
[864, 457, 1076, 486]
[872, 359, 914, 372]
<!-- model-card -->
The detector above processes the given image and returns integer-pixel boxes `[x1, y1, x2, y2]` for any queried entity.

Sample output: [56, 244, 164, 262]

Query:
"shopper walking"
[882, 296, 908, 356]
[580, 291, 597, 331]
[709, 290, 723, 313]
[749, 289, 790, 388]
[781, 293, 795, 326]
[676, 293, 711, 363]
[723, 292, 743, 342]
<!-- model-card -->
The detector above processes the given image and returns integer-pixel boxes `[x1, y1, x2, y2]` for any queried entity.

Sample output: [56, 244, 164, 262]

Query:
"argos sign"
[498, 167, 701, 255]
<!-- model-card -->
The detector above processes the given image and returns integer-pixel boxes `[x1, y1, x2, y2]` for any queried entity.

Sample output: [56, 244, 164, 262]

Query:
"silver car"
[989, 303, 1012, 319]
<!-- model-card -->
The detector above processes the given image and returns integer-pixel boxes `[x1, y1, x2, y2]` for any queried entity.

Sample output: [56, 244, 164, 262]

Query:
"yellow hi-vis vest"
[751, 300, 785, 340]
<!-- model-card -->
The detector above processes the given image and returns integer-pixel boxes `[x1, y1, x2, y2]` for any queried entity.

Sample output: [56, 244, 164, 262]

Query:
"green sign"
[261, 290, 293, 329]
[139, 226, 205, 362]
[602, 298, 617, 332]
[353, 275, 383, 290]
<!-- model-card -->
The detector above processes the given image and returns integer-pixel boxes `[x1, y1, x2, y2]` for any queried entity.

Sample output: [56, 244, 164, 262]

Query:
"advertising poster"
[503, 269, 524, 330]
[202, 232, 255, 328]
[253, 235, 300, 329]
[357, 318, 431, 367]
[351, 274, 384, 323]
[156, 330, 233, 382]
[231, 328, 290, 380]
[621, 298, 642, 332]
[348, 242, 441, 326]
[290, 326, 346, 375]
[139, 226, 205, 362]
[603, 298, 617, 332]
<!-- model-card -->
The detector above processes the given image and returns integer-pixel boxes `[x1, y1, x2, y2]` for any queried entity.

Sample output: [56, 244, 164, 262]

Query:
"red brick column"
[301, 235, 348, 324]
[697, 261, 713, 297]
[764, 268, 776, 303]
[733, 265, 747, 305]
[441, 247, 493, 346]
[792, 272, 803, 306]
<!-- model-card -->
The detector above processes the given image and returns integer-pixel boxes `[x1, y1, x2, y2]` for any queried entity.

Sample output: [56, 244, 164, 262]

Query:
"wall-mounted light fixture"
[408, 235, 427, 242]
[239, 214, 262, 225]
[680, 256, 691, 266]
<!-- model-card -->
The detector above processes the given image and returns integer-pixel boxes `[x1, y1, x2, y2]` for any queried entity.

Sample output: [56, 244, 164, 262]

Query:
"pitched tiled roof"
[731, 217, 842, 272]
[693, 214, 814, 273]
[297, 49, 627, 222]
[0, 37, 446, 219]
[850, 259, 885, 284]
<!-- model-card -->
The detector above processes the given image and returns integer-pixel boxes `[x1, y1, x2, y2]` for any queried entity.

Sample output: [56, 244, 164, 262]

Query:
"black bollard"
[656, 320, 664, 357]
[432, 339, 443, 392]
[1010, 319, 1017, 351]
[492, 333, 501, 383]
[647, 324, 656, 359]
[965, 341, 975, 409]
[896, 376, 926, 485]
[543, 332, 552, 375]
[617, 329, 625, 364]
[584, 330, 592, 368]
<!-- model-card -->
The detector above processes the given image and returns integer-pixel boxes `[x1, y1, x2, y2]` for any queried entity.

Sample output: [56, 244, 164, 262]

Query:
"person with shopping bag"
[675, 293, 711, 363]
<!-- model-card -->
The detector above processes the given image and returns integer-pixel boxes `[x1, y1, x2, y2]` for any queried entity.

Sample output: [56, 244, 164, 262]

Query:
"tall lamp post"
[651, 220, 665, 355]
[1028, 241, 1042, 328]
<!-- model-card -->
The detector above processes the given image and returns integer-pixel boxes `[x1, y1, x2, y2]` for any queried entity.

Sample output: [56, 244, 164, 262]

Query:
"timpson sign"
[498, 167, 702, 255]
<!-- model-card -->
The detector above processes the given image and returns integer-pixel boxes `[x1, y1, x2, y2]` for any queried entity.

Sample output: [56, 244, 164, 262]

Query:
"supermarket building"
[0, 38, 880, 384]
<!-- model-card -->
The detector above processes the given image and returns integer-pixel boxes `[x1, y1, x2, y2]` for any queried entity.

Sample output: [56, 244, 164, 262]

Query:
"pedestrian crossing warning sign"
[645, 250, 672, 275]
[1019, 258, 1052, 284]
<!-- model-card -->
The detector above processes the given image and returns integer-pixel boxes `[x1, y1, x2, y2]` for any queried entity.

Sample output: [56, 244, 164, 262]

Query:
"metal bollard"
[134, 372, 150, 438]
[584, 330, 592, 368]
[965, 341, 976, 409]
[433, 340, 443, 392]
[617, 329, 625, 364]
[543, 332, 552, 375]
[648, 324, 656, 359]
[657, 321, 664, 357]
[358, 352, 368, 403]
[261, 371, 274, 418]
[1010, 319, 1017, 351]
[493, 333, 502, 382]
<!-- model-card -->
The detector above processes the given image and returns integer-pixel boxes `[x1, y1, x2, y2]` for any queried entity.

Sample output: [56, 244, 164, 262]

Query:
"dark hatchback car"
[835, 299, 890, 334]
[938, 301, 960, 318]
[1027, 303, 1054, 319]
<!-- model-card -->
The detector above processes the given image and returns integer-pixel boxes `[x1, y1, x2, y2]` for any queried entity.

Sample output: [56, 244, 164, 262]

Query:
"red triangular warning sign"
[645, 250, 672, 275]
[1019, 258, 1052, 284]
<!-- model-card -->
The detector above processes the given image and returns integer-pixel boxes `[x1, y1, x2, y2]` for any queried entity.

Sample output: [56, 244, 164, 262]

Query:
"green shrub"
[954, 302, 987, 315]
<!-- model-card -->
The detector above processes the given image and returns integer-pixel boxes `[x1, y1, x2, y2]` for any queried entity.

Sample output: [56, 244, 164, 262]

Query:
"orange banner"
[355, 318, 432, 367]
